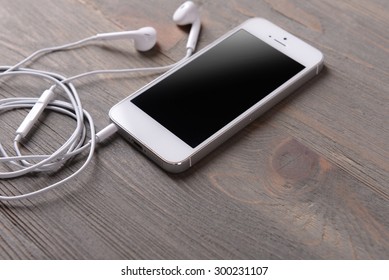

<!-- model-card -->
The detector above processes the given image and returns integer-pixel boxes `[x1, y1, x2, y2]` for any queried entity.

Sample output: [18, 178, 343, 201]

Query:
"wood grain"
[0, 0, 388, 259]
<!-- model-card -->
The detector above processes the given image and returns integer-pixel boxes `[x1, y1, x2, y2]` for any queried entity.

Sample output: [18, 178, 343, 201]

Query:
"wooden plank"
[0, 0, 388, 259]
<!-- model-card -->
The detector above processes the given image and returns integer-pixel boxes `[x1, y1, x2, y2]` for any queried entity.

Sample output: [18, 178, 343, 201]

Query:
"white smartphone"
[110, 18, 324, 172]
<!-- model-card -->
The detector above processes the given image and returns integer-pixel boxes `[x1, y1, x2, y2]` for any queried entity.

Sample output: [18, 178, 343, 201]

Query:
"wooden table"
[0, 0, 388, 259]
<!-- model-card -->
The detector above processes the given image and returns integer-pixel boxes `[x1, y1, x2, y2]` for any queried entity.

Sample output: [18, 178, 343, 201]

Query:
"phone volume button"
[132, 141, 143, 151]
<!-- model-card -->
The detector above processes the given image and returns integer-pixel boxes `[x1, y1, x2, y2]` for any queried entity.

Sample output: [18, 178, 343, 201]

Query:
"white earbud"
[95, 27, 157, 52]
[173, 1, 201, 52]
[0, 3, 204, 202]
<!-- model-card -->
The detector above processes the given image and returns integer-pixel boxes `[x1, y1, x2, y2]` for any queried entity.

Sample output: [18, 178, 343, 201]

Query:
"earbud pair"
[94, 1, 200, 52]
[0, 2, 202, 202]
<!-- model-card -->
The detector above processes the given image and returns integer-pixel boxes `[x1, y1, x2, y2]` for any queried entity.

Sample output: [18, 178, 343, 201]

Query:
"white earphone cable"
[0, 37, 193, 202]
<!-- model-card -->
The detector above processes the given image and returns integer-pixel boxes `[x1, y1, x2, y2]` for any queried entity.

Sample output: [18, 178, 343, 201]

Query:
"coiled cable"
[0, 37, 192, 202]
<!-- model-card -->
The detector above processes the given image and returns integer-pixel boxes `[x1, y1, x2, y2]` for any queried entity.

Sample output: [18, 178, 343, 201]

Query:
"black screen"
[132, 30, 305, 148]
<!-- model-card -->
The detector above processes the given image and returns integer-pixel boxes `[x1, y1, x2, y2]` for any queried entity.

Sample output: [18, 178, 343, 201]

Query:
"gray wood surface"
[0, 0, 388, 259]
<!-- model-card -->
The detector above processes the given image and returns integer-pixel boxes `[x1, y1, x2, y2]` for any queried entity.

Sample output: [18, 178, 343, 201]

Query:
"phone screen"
[132, 29, 305, 148]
